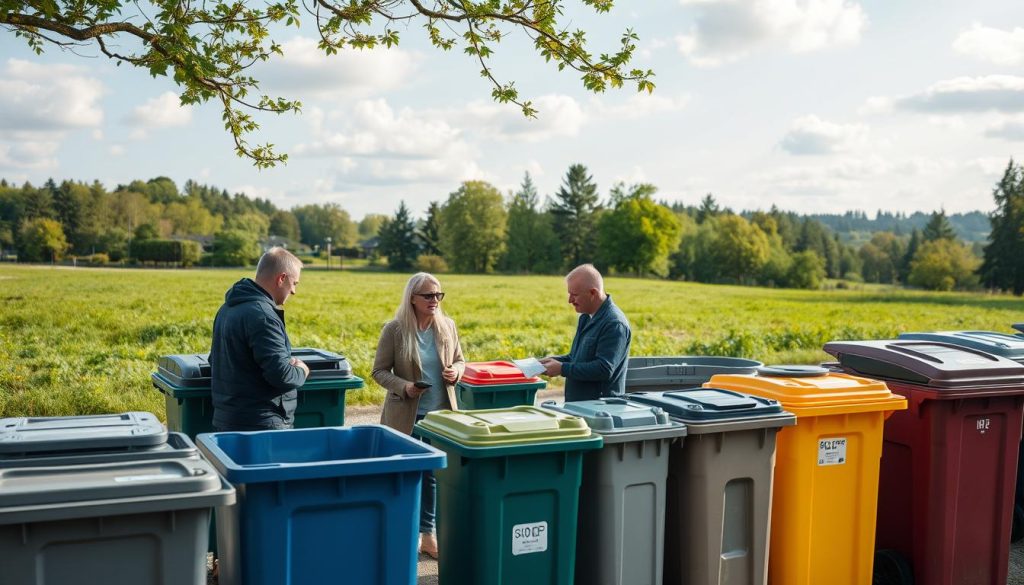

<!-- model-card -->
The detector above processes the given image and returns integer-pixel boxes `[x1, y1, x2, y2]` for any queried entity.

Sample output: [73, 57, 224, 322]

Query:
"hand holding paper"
[512, 357, 546, 378]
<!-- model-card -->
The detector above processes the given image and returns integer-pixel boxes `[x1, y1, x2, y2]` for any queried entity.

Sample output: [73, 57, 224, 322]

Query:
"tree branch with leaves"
[1, 0, 654, 167]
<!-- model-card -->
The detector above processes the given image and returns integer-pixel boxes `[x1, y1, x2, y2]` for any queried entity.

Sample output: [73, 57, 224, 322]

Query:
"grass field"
[1, 264, 1022, 419]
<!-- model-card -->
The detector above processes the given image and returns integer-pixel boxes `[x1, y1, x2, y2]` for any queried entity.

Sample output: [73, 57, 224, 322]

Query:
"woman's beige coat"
[373, 317, 466, 435]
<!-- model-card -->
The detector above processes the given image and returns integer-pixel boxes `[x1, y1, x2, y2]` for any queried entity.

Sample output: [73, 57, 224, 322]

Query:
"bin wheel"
[873, 549, 913, 585]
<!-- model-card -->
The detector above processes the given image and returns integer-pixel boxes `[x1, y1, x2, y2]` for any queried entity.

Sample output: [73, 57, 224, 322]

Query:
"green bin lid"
[411, 407, 602, 456]
[539, 398, 686, 443]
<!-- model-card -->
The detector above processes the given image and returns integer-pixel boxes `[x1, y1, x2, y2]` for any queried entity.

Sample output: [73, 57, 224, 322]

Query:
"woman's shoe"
[419, 532, 439, 559]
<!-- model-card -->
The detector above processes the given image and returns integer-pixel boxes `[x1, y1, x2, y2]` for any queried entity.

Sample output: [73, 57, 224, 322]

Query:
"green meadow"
[1, 264, 1022, 419]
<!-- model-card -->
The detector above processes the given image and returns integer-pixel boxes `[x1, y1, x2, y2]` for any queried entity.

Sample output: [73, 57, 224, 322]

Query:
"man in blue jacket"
[540, 264, 632, 402]
[210, 247, 310, 431]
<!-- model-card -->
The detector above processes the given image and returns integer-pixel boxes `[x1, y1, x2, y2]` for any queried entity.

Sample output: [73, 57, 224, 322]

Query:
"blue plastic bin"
[196, 425, 446, 585]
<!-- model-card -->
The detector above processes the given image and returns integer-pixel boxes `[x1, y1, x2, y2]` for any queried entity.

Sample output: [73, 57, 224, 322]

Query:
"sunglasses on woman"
[414, 292, 445, 301]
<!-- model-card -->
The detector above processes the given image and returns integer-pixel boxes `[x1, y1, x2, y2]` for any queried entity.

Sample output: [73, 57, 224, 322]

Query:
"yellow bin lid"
[707, 371, 906, 417]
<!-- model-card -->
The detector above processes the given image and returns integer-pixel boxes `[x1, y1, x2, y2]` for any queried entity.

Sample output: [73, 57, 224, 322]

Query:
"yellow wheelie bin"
[708, 366, 906, 585]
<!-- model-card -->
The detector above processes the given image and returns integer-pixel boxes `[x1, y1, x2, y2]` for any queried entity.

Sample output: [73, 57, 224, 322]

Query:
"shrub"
[415, 254, 449, 273]
[87, 253, 110, 266]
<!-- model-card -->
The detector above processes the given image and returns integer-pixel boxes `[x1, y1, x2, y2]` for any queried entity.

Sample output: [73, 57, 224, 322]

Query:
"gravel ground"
[205, 388, 1024, 585]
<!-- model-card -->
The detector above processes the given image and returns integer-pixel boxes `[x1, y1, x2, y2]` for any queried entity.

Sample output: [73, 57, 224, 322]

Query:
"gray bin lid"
[0, 457, 234, 526]
[0, 432, 198, 468]
[0, 412, 167, 455]
[627, 389, 795, 434]
[626, 356, 763, 390]
[823, 340, 1024, 389]
[539, 398, 686, 444]
[157, 347, 353, 388]
[898, 331, 1024, 363]
[0, 457, 221, 507]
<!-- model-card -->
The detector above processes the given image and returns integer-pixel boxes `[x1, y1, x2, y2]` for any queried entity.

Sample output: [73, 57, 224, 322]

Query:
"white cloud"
[0, 59, 104, 133]
[592, 93, 691, 120]
[127, 92, 193, 129]
[986, 118, 1024, 141]
[953, 24, 1024, 66]
[297, 100, 464, 159]
[895, 75, 1024, 114]
[259, 36, 423, 98]
[109, 145, 125, 157]
[293, 99, 484, 186]
[779, 115, 869, 155]
[463, 94, 588, 143]
[0, 141, 59, 171]
[675, 0, 866, 67]
[0, 59, 105, 170]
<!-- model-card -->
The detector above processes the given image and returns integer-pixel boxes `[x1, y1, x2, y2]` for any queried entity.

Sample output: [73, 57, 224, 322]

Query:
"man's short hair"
[256, 247, 302, 280]
[566, 263, 604, 291]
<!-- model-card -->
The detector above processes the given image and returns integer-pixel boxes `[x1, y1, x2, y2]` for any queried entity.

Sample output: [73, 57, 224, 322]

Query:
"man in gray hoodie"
[210, 247, 310, 431]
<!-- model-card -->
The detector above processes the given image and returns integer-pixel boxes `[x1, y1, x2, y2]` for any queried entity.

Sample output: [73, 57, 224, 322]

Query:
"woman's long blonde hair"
[394, 272, 454, 367]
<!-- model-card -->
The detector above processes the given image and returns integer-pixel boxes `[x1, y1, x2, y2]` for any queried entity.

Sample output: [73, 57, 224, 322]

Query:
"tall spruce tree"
[922, 210, 957, 242]
[981, 160, 1024, 294]
[549, 164, 600, 269]
[418, 201, 443, 256]
[503, 173, 560, 273]
[378, 201, 420, 271]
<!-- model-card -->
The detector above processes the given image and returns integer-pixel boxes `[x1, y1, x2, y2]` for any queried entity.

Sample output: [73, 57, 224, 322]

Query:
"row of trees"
[3, 160, 1022, 293]
[374, 164, 993, 292]
[0, 177, 387, 265]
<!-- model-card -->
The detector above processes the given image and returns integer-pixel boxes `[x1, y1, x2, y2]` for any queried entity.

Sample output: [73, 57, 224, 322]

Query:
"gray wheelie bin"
[628, 388, 795, 585]
[0, 412, 234, 585]
[542, 398, 687, 585]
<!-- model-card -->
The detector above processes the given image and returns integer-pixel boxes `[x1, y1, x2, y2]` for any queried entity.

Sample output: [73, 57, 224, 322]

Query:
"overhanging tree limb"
[1, 0, 655, 168]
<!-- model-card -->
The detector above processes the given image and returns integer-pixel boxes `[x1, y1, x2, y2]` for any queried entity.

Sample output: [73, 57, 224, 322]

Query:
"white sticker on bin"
[113, 474, 181, 482]
[512, 521, 548, 556]
[817, 437, 847, 466]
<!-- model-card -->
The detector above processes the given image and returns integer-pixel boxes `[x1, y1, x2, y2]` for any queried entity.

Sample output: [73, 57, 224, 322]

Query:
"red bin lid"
[462, 361, 541, 385]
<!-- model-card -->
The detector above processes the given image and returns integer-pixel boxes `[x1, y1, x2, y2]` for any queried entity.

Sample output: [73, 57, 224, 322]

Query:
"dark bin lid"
[0, 412, 167, 455]
[0, 458, 222, 508]
[539, 398, 685, 443]
[627, 388, 786, 422]
[0, 432, 198, 468]
[898, 331, 1024, 362]
[157, 348, 352, 387]
[823, 340, 1024, 389]
[758, 365, 831, 377]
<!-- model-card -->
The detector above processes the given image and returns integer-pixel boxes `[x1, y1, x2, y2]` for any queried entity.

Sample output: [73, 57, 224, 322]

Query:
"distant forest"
[4, 158, 1024, 295]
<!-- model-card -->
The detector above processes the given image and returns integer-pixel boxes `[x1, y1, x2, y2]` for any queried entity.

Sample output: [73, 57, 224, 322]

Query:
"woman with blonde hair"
[372, 271, 465, 559]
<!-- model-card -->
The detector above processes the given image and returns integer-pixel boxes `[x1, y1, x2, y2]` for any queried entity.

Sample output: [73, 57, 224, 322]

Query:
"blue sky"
[1, 0, 1022, 220]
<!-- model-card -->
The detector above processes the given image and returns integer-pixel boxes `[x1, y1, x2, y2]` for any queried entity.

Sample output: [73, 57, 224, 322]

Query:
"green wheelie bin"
[414, 406, 602, 585]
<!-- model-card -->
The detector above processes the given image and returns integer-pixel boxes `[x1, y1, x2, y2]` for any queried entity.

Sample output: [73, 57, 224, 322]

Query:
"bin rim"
[457, 379, 548, 390]
[412, 423, 603, 457]
[539, 399, 687, 443]
[153, 372, 364, 396]
[706, 372, 905, 411]
[0, 475, 235, 526]
[196, 425, 447, 484]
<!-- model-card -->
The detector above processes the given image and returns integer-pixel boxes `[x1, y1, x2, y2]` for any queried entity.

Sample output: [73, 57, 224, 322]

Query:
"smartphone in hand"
[414, 380, 432, 389]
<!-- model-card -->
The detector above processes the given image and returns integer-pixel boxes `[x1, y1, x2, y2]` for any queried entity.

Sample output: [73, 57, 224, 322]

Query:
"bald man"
[540, 264, 632, 402]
